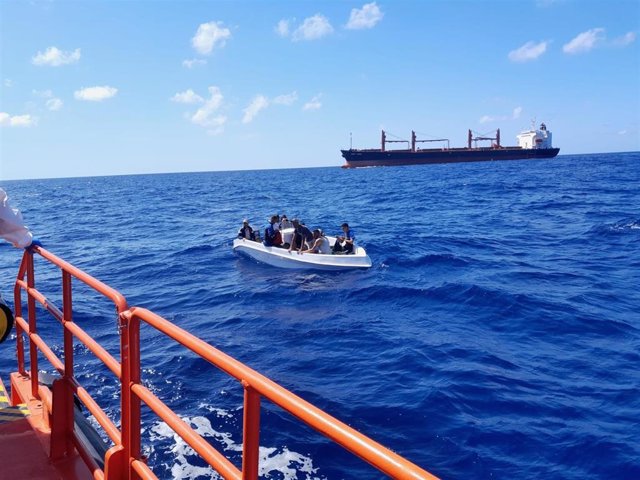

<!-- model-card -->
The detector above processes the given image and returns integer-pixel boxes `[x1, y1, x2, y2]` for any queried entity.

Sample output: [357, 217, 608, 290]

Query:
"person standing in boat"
[237, 219, 256, 241]
[332, 222, 356, 254]
[289, 218, 313, 253]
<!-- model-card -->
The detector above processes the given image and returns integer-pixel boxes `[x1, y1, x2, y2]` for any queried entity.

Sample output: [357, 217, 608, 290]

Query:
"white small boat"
[233, 232, 372, 271]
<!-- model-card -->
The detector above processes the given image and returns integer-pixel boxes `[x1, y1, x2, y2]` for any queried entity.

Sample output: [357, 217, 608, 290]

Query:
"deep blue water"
[1, 152, 639, 479]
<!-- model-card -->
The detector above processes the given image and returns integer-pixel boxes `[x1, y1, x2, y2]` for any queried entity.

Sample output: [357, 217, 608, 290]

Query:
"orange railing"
[13, 246, 439, 480]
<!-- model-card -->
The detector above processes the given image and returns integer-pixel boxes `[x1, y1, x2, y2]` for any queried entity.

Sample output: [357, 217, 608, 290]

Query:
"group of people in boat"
[237, 214, 356, 255]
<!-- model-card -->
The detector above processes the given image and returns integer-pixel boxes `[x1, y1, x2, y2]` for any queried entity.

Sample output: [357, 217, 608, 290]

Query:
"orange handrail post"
[121, 309, 142, 480]
[241, 383, 261, 480]
[62, 270, 74, 378]
[26, 250, 40, 398]
[14, 253, 27, 376]
[48, 270, 76, 459]
[50, 377, 75, 459]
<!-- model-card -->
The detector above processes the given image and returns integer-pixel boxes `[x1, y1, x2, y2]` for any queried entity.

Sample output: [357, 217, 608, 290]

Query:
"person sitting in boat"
[301, 229, 331, 255]
[332, 222, 356, 254]
[263, 215, 283, 247]
[237, 219, 256, 241]
[289, 218, 314, 253]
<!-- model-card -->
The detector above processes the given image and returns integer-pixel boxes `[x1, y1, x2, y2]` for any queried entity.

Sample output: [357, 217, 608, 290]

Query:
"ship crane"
[381, 130, 410, 151]
[411, 131, 450, 152]
[468, 129, 501, 149]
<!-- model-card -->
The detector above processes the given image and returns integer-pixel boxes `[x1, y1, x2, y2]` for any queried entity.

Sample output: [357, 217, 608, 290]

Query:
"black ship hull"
[341, 147, 560, 168]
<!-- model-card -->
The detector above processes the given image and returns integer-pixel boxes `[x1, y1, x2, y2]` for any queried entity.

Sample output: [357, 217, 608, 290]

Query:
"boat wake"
[147, 410, 325, 480]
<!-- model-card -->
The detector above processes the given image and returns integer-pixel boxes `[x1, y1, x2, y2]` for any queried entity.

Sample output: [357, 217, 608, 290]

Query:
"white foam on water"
[148, 411, 326, 480]
[259, 446, 322, 479]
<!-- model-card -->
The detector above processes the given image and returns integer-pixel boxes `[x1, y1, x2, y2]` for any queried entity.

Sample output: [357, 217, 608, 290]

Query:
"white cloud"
[618, 130, 628, 135]
[0, 112, 38, 127]
[182, 58, 207, 69]
[190, 86, 227, 134]
[32, 90, 62, 110]
[171, 89, 204, 104]
[74, 86, 118, 101]
[241, 92, 298, 123]
[192, 21, 231, 55]
[275, 19, 290, 37]
[292, 14, 333, 41]
[4, 79, 12, 88]
[612, 31, 636, 47]
[46, 98, 63, 111]
[479, 107, 522, 124]
[32, 46, 81, 66]
[563, 28, 605, 54]
[272, 91, 298, 106]
[303, 95, 322, 111]
[242, 95, 269, 124]
[346, 2, 383, 30]
[508, 41, 548, 62]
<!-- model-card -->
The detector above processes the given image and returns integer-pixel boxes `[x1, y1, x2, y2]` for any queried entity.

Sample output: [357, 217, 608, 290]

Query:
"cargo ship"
[341, 123, 560, 168]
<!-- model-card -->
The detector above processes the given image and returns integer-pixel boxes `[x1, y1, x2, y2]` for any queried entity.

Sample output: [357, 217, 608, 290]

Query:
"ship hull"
[341, 147, 560, 168]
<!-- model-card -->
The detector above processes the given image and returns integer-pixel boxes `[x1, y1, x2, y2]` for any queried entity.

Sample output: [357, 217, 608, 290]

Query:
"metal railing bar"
[12, 306, 59, 373]
[130, 459, 157, 480]
[72, 430, 105, 480]
[15, 281, 64, 322]
[16, 284, 122, 379]
[37, 248, 128, 313]
[64, 321, 122, 378]
[68, 377, 121, 445]
[21, 328, 65, 376]
[38, 384, 53, 415]
[130, 383, 242, 480]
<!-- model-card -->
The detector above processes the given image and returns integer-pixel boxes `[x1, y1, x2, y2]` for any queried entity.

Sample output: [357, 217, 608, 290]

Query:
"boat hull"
[341, 147, 560, 168]
[233, 238, 372, 270]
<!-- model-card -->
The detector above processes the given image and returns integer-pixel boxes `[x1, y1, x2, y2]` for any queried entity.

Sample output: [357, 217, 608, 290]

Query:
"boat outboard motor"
[0, 294, 15, 344]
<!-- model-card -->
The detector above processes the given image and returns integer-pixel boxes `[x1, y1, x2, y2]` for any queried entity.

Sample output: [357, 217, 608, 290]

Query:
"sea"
[0, 152, 638, 480]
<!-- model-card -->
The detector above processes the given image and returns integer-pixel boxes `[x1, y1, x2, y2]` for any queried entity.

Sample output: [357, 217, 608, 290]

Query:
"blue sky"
[1, 0, 638, 180]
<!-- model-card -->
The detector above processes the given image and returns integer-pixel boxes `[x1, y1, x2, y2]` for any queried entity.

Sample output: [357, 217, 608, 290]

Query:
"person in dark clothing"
[263, 215, 281, 247]
[332, 222, 355, 254]
[289, 218, 314, 253]
[237, 219, 255, 240]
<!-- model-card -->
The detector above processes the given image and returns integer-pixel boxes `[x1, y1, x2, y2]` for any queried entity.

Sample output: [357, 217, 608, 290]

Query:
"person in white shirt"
[0, 187, 36, 343]
[0, 187, 34, 248]
[301, 229, 331, 255]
